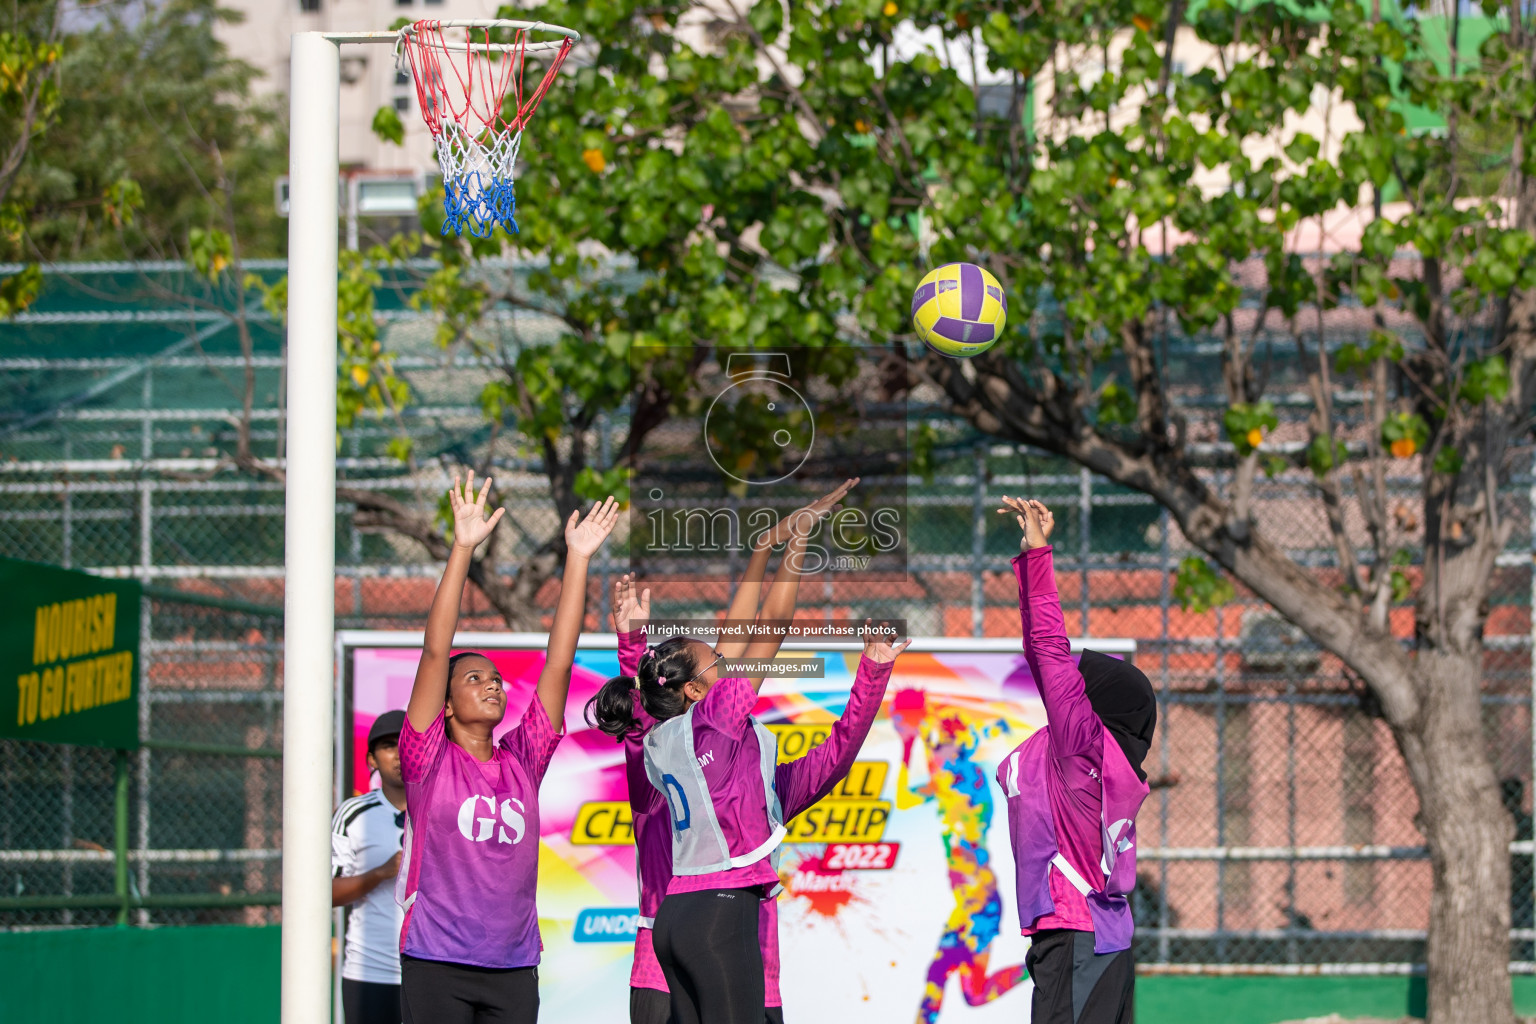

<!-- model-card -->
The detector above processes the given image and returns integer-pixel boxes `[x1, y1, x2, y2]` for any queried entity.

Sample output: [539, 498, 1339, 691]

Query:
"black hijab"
[1078, 650, 1157, 783]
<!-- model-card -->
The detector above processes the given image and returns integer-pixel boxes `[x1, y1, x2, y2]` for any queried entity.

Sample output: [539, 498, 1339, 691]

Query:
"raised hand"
[763, 477, 860, 548]
[861, 619, 912, 664]
[610, 572, 651, 634]
[997, 495, 1054, 552]
[449, 471, 506, 551]
[566, 496, 622, 559]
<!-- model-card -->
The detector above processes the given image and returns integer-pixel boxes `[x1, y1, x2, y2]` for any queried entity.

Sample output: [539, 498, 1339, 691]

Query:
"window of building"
[393, 94, 410, 113]
[299, 0, 320, 11]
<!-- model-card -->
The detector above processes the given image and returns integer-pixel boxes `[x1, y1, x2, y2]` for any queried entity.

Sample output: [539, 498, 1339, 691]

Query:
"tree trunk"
[1399, 650, 1515, 1024]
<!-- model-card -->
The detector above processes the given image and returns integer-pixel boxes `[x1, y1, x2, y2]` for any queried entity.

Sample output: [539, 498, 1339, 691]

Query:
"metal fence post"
[1529, 448, 1535, 963]
[972, 443, 986, 637]
[1157, 504, 1172, 965]
[1214, 601, 1228, 963]
[114, 749, 129, 927]
[1079, 466, 1091, 634]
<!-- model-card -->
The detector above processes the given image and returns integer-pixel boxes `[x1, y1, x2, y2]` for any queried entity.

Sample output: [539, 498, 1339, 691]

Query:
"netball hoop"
[397, 20, 579, 237]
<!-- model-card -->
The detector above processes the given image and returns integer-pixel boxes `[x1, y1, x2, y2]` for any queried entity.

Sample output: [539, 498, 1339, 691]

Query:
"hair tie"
[635, 646, 657, 689]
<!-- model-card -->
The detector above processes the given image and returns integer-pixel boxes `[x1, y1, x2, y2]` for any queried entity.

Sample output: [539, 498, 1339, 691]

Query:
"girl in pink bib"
[396, 473, 619, 1024]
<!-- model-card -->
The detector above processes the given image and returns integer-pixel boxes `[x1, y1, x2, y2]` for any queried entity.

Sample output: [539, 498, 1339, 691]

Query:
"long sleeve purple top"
[1015, 546, 1102, 931]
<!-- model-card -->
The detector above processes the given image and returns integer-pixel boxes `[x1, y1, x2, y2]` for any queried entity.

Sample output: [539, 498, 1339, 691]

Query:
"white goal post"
[283, 30, 396, 1024]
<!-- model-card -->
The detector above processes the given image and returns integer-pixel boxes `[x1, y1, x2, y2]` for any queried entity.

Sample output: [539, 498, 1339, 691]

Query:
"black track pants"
[1025, 929, 1134, 1024]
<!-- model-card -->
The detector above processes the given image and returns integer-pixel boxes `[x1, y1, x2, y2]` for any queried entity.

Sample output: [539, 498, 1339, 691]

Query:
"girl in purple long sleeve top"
[608, 618, 898, 1022]
[995, 498, 1155, 1024]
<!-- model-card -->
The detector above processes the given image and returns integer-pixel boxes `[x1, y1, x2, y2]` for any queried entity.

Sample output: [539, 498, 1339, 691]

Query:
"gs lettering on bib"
[455, 794, 527, 844]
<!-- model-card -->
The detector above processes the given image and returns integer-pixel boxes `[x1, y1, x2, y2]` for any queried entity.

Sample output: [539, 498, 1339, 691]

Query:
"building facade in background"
[217, 0, 486, 210]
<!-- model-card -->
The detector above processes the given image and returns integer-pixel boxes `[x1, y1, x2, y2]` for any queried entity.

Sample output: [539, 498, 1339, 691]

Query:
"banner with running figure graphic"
[342, 633, 1133, 1023]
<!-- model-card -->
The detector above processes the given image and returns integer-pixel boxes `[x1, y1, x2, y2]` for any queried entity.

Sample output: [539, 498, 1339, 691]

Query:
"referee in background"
[332, 709, 408, 1024]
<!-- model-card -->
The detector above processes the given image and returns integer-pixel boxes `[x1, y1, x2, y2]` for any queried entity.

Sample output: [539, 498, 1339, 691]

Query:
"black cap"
[367, 709, 406, 749]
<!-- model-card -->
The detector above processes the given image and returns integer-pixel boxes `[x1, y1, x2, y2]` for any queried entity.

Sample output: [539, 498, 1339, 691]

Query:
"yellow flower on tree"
[582, 148, 606, 174]
[1246, 427, 1263, 449]
[1390, 437, 1417, 459]
[882, 1, 898, 16]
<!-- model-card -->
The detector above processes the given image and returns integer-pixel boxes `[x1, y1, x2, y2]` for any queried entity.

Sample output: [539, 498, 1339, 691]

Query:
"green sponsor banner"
[0, 558, 142, 749]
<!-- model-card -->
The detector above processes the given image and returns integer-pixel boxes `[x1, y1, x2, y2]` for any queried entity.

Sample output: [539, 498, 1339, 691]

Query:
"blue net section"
[431, 122, 524, 238]
[442, 173, 518, 238]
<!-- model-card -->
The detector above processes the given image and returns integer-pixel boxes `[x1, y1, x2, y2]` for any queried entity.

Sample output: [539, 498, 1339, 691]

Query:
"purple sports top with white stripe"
[997, 546, 1150, 954]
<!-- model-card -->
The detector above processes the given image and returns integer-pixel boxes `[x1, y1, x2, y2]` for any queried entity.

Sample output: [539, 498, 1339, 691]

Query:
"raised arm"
[776, 626, 907, 819]
[611, 573, 650, 677]
[718, 479, 857, 661]
[1000, 497, 1099, 757]
[714, 543, 773, 659]
[738, 478, 858, 690]
[535, 497, 621, 728]
[407, 472, 504, 732]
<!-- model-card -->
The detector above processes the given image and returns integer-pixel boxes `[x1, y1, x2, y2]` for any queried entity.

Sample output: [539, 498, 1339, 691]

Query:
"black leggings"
[399, 955, 538, 1024]
[1025, 929, 1134, 1024]
[343, 979, 400, 1024]
[652, 888, 765, 1024]
[631, 986, 785, 1024]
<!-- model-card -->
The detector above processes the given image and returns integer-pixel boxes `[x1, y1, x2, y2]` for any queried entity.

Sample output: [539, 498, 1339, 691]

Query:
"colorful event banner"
[346, 637, 1129, 1022]
[1, 558, 141, 749]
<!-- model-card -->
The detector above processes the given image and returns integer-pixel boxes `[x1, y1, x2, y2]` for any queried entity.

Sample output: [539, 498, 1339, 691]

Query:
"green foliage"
[1096, 380, 1138, 427]
[1381, 411, 1430, 458]
[1306, 434, 1348, 478]
[911, 422, 939, 485]
[13, 0, 286, 262]
[1223, 402, 1278, 455]
[1431, 445, 1464, 476]
[1172, 556, 1235, 614]
[1389, 548, 1414, 604]
[1460, 355, 1510, 405]
[575, 466, 631, 507]
[1334, 330, 1404, 375]
[188, 227, 232, 282]
[0, 3, 64, 314]
[352, 0, 1534, 562]
[335, 245, 413, 434]
[0, 264, 43, 317]
[372, 105, 405, 146]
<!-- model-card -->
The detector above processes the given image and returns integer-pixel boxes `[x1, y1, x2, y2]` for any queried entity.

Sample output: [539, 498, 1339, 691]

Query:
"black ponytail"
[584, 637, 699, 740]
[585, 675, 642, 739]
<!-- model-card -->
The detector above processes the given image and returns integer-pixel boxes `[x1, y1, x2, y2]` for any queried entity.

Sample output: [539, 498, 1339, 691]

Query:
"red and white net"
[399, 20, 575, 237]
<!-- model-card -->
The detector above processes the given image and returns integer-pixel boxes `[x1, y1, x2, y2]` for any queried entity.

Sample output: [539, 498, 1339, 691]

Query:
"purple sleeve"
[618, 627, 646, 678]
[499, 694, 565, 788]
[625, 692, 663, 816]
[692, 676, 755, 736]
[775, 656, 894, 820]
[399, 706, 447, 784]
[1015, 547, 1101, 759]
